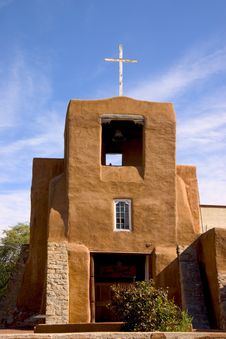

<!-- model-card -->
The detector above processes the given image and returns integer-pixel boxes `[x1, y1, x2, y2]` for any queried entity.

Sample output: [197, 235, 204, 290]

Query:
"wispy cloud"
[0, 52, 52, 128]
[0, 52, 65, 231]
[196, 152, 226, 205]
[128, 46, 226, 101]
[128, 42, 226, 205]
[178, 114, 226, 152]
[0, 190, 30, 236]
[176, 83, 226, 205]
[1, 41, 226, 233]
[0, 113, 64, 157]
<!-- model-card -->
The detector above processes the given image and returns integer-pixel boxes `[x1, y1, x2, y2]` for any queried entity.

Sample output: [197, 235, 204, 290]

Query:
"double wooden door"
[93, 253, 146, 322]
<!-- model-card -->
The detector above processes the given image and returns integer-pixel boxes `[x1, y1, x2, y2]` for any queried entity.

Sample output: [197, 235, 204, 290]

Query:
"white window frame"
[114, 199, 132, 231]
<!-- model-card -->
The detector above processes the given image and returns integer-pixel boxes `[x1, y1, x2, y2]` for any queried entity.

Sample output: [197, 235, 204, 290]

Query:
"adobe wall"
[176, 165, 201, 245]
[197, 229, 219, 327]
[17, 97, 206, 325]
[64, 97, 177, 252]
[68, 244, 90, 323]
[201, 205, 226, 232]
[48, 173, 68, 242]
[149, 165, 201, 303]
[46, 96, 177, 324]
[154, 229, 226, 330]
[17, 158, 64, 313]
[197, 228, 226, 329]
[154, 247, 181, 307]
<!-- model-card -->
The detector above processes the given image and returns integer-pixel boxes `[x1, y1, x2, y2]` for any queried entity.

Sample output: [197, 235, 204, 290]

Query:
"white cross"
[104, 44, 138, 96]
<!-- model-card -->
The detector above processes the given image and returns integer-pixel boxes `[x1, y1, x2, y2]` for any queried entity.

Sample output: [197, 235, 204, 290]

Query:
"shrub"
[0, 223, 29, 298]
[109, 280, 192, 332]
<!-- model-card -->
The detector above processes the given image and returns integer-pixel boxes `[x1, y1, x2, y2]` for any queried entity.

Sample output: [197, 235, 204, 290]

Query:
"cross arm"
[104, 58, 138, 63]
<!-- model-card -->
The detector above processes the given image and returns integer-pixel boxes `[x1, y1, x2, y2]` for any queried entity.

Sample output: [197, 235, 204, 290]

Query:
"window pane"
[115, 200, 131, 231]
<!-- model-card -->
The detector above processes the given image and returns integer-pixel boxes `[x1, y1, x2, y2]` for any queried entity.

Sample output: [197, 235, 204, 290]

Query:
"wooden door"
[95, 282, 132, 322]
[94, 254, 146, 322]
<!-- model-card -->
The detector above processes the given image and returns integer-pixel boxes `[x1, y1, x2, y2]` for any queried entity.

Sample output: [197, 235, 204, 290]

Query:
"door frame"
[90, 252, 151, 322]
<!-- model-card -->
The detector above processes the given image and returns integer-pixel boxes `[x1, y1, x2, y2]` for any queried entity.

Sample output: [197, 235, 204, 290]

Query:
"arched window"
[114, 199, 132, 231]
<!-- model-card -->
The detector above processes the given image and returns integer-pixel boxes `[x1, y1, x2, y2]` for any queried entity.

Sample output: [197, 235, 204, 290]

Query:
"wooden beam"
[90, 254, 95, 323]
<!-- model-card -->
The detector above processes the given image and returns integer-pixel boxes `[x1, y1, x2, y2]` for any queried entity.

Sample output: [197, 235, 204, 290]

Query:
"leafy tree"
[109, 280, 192, 332]
[0, 223, 30, 297]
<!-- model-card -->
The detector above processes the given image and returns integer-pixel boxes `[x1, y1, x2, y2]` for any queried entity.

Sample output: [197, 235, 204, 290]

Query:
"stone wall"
[17, 158, 64, 313]
[46, 242, 69, 324]
[218, 273, 226, 330]
[177, 244, 210, 329]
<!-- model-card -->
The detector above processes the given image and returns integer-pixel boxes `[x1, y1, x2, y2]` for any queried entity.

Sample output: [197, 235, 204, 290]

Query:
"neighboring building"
[201, 205, 226, 232]
[2, 97, 226, 330]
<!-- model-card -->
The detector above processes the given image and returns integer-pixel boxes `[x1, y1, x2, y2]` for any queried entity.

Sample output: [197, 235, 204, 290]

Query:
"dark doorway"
[93, 253, 146, 322]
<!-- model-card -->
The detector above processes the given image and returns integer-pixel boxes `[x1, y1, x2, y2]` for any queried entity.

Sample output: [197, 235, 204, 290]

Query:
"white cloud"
[0, 116, 64, 157]
[1, 41, 226, 231]
[0, 52, 65, 228]
[176, 89, 226, 205]
[177, 87, 226, 153]
[128, 46, 226, 101]
[128, 42, 226, 205]
[177, 114, 226, 152]
[0, 52, 52, 128]
[0, 190, 30, 236]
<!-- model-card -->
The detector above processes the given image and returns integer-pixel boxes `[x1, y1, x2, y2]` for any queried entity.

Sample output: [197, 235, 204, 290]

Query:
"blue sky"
[0, 0, 226, 233]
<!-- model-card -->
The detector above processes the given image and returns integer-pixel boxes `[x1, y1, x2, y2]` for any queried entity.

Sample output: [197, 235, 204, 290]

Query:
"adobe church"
[11, 96, 226, 329]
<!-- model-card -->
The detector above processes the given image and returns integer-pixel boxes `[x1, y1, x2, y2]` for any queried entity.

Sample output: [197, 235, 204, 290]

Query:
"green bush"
[109, 280, 192, 332]
[0, 223, 29, 297]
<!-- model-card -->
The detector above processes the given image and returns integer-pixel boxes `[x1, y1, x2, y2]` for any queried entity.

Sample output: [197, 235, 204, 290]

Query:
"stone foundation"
[46, 242, 69, 324]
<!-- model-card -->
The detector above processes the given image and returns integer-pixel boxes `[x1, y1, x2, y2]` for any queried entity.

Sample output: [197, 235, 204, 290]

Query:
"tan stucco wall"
[201, 206, 226, 232]
[68, 244, 90, 323]
[197, 228, 226, 328]
[154, 247, 181, 307]
[17, 97, 205, 324]
[65, 97, 177, 252]
[17, 158, 64, 313]
[176, 165, 201, 245]
[48, 173, 68, 242]
[64, 97, 178, 323]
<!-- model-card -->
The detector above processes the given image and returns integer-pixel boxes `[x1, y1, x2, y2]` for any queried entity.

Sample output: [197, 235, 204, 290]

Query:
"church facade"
[16, 97, 226, 329]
